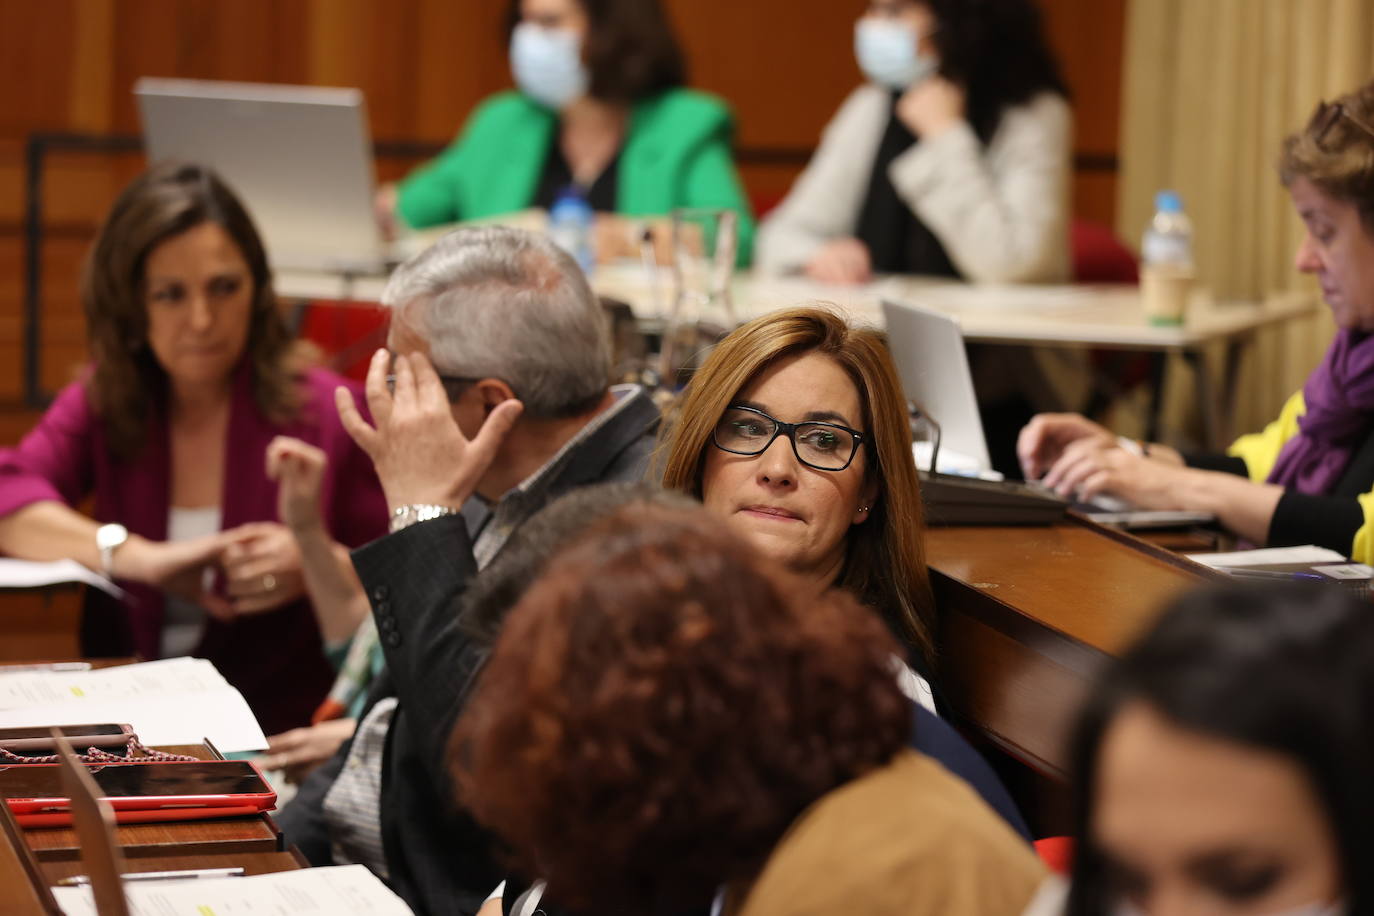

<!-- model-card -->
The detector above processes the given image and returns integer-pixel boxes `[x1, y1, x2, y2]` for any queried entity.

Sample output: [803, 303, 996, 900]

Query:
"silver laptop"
[882, 299, 1216, 527]
[880, 299, 993, 475]
[136, 77, 387, 274]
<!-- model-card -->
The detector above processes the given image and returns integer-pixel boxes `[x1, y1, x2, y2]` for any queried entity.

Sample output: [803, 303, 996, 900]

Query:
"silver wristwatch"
[95, 523, 129, 578]
[389, 504, 459, 533]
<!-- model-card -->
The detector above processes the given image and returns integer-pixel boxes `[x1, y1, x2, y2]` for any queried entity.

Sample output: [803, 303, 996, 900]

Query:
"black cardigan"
[1185, 421, 1374, 553]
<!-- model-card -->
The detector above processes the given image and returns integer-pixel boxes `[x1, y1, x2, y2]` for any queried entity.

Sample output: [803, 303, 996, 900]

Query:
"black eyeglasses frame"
[384, 373, 489, 403]
[711, 404, 866, 472]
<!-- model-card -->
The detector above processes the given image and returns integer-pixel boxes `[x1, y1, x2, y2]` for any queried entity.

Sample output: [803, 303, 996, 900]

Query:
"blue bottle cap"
[1155, 190, 1183, 213]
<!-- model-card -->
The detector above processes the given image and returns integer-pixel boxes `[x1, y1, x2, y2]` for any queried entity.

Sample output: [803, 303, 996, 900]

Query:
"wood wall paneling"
[662, 0, 863, 150]
[1, 0, 1127, 408]
[1041, 0, 1125, 158]
[1041, 0, 1126, 227]
[1074, 171, 1120, 232]
[0, 1, 80, 134]
[410, 1, 510, 143]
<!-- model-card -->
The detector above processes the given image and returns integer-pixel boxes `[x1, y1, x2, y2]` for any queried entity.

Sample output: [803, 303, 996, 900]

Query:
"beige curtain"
[1117, 0, 1374, 440]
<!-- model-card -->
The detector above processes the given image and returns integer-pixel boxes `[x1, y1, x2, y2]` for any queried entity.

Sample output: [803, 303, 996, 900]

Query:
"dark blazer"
[279, 387, 660, 916]
[910, 704, 1032, 842]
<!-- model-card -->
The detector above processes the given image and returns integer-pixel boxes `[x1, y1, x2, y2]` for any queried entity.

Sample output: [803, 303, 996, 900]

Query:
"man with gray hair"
[278, 226, 659, 915]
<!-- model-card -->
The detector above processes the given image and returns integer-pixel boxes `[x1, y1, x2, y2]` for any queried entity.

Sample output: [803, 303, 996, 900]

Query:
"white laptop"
[136, 77, 389, 274]
[880, 299, 995, 477]
[880, 299, 1213, 527]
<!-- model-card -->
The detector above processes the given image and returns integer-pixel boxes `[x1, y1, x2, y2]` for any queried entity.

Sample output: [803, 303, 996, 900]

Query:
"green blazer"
[397, 88, 755, 264]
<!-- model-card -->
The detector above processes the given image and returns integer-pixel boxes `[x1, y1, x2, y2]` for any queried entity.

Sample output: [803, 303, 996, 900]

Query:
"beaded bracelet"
[0, 737, 200, 765]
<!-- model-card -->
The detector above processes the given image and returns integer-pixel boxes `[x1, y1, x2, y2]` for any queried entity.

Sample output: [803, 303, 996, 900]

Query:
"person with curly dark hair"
[757, 0, 1071, 284]
[375, 0, 755, 264]
[453, 501, 1044, 916]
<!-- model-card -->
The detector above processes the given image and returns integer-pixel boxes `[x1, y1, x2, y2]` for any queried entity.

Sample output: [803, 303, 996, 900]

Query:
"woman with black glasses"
[659, 306, 938, 709]
[1020, 79, 1374, 566]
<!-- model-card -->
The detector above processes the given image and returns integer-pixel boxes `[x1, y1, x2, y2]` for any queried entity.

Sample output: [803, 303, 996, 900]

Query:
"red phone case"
[15, 804, 265, 828]
[2, 760, 276, 816]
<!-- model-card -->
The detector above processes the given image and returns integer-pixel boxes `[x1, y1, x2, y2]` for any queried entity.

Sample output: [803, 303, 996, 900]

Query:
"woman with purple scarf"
[1017, 79, 1374, 565]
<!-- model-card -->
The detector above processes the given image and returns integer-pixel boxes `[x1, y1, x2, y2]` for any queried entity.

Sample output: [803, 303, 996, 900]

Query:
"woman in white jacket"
[757, 0, 1073, 286]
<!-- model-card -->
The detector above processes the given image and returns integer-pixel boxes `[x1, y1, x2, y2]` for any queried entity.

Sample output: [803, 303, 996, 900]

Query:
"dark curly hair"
[1066, 583, 1374, 915]
[504, 0, 686, 104]
[924, 0, 1070, 143]
[451, 502, 911, 914]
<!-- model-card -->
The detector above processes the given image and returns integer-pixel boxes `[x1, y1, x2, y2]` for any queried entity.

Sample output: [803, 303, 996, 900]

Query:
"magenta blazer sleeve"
[0, 381, 98, 518]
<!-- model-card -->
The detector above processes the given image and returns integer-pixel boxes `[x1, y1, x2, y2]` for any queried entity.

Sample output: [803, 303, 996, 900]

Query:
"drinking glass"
[657, 208, 738, 391]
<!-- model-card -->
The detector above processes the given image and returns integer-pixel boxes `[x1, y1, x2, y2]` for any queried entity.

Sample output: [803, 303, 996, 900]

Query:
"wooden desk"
[0, 828, 51, 916]
[927, 516, 1217, 790]
[39, 848, 307, 883]
[2, 820, 297, 915]
[16, 742, 283, 862]
[26, 813, 283, 863]
[1, 733, 299, 913]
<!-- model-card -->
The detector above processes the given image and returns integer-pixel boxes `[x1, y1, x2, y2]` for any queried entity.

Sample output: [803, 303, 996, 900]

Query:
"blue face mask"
[853, 18, 937, 91]
[510, 22, 590, 111]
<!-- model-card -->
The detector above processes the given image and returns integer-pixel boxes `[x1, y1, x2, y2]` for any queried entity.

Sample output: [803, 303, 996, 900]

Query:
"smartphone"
[0, 724, 135, 753]
[1, 760, 276, 814]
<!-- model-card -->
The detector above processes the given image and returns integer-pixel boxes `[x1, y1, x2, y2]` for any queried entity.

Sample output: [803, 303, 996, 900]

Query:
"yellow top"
[1227, 390, 1374, 563]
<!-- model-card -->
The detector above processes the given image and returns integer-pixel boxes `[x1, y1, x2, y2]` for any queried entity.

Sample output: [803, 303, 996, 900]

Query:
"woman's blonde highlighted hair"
[658, 306, 935, 667]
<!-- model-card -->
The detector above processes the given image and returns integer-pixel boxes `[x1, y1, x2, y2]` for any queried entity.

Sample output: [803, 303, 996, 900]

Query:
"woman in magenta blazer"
[0, 163, 388, 734]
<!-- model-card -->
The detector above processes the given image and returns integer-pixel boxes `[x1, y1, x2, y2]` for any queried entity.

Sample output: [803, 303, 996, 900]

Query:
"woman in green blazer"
[379, 0, 755, 265]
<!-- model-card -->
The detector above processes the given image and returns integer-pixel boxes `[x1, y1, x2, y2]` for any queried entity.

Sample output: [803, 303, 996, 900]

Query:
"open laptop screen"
[136, 77, 385, 274]
[881, 298, 993, 474]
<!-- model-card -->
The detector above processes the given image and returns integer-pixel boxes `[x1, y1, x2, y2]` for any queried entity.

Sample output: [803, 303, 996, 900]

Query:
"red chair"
[1034, 836, 1075, 875]
[747, 188, 788, 223]
[1071, 218, 1139, 284]
[294, 301, 391, 383]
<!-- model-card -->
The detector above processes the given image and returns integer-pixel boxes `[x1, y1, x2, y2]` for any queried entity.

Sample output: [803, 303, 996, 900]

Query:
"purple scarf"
[1267, 329, 1374, 494]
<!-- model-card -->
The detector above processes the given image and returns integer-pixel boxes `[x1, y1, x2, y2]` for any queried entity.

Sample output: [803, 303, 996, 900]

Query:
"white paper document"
[0, 657, 267, 752]
[1187, 545, 1347, 569]
[51, 864, 414, 915]
[0, 558, 124, 598]
[1313, 563, 1374, 580]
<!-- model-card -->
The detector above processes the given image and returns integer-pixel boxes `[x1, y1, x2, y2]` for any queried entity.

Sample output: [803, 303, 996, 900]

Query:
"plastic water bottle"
[549, 186, 594, 273]
[1140, 190, 1195, 326]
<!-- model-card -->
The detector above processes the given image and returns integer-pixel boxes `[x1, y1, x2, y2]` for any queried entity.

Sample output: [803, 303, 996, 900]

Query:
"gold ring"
[262, 573, 276, 591]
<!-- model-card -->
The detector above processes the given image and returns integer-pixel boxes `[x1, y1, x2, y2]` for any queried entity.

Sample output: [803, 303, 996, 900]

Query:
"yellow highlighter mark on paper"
[68, 687, 84, 698]
[198, 906, 216, 916]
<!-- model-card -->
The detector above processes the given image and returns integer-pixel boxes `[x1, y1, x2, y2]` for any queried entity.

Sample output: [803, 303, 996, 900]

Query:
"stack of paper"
[0, 657, 267, 752]
[1187, 545, 1346, 568]
[0, 558, 124, 598]
[51, 864, 413, 915]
